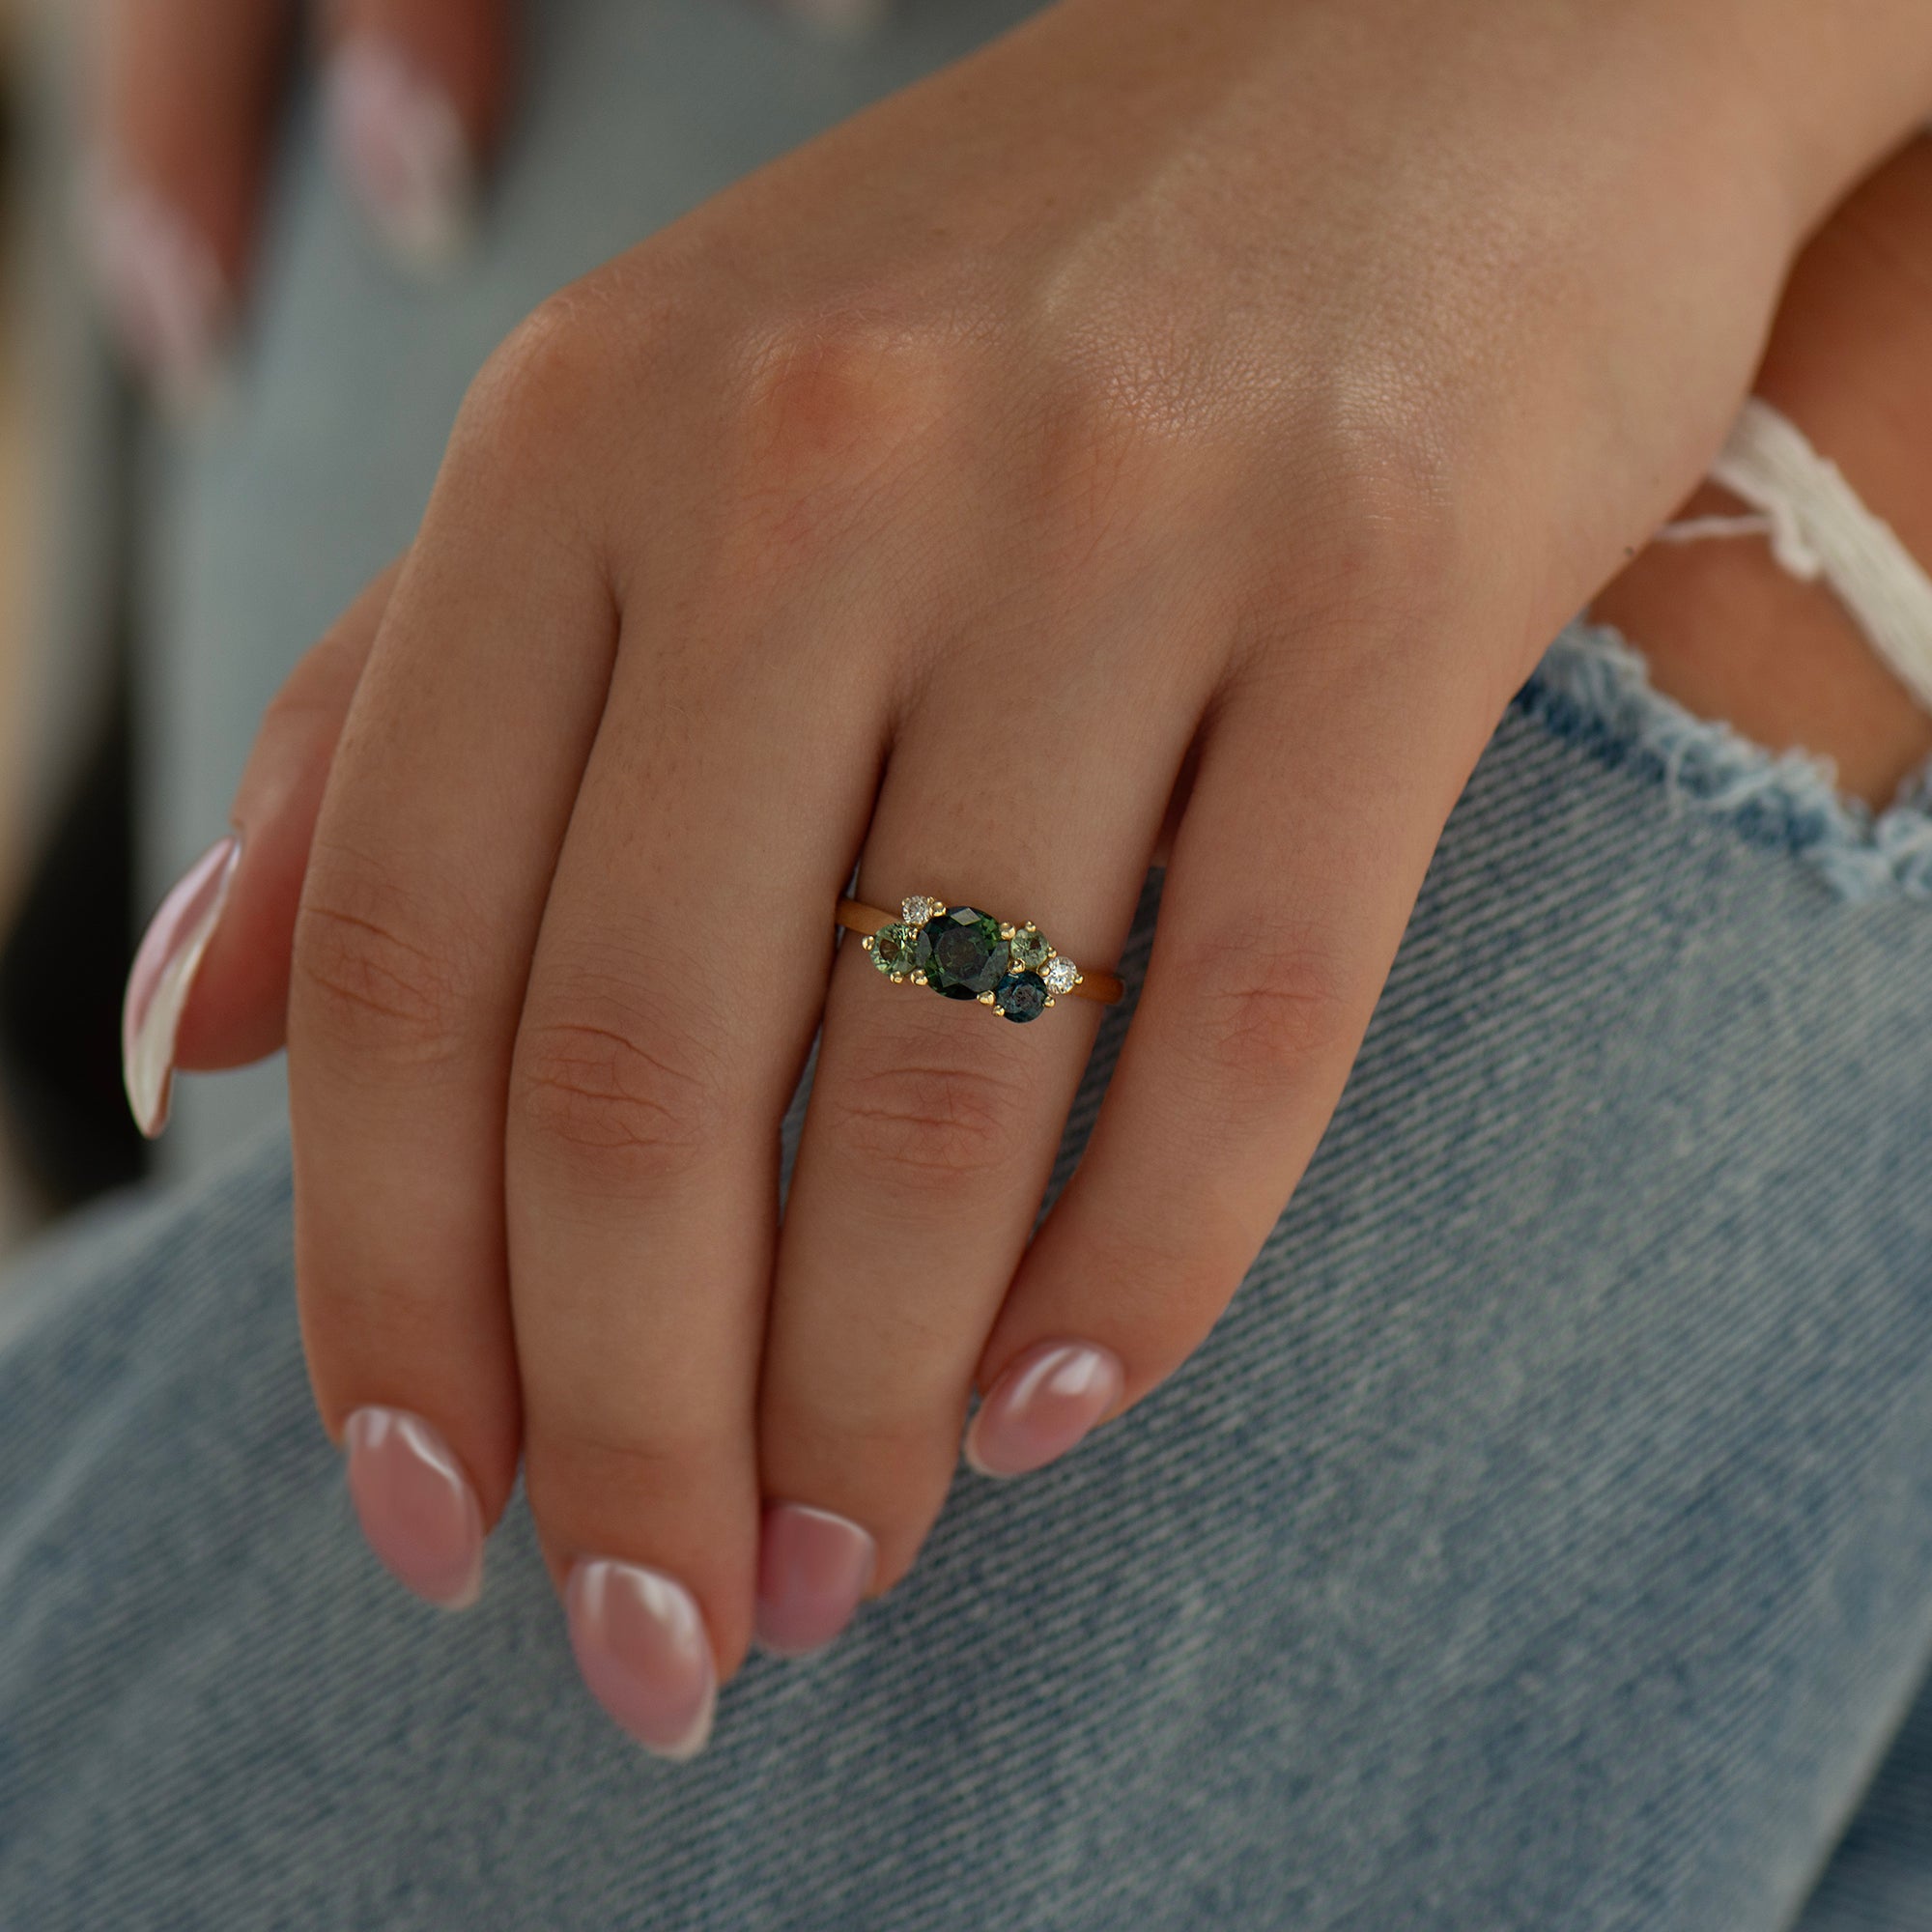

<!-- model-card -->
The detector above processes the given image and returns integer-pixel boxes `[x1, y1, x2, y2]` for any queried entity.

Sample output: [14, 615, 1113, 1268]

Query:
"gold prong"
[861, 936, 873, 951]
[912, 972, 927, 985]
[979, 990, 996, 1005]
[891, 973, 906, 983]
[1045, 995, 1057, 1007]
[999, 923, 1016, 940]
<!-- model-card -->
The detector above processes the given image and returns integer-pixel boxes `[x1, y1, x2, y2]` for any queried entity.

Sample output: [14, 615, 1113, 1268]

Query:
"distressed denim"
[6, 631, 1932, 1928]
[34, 0, 1932, 1918]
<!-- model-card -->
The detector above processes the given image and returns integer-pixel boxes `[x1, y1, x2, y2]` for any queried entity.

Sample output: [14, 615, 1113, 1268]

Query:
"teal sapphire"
[993, 971, 1048, 1023]
[1009, 924, 1051, 972]
[914, 906, 1009, 999]
[870, 923, 916, 977]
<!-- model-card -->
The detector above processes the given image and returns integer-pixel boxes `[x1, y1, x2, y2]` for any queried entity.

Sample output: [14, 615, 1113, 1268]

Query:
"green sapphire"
[914, 906, 1009, 1000]
[1009, 924, 1051, 972]
[871, 923, 916, 977]
[993, 971, 1048, 1022]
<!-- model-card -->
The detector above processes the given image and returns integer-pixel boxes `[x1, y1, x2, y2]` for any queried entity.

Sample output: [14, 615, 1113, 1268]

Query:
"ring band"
[837, 895, 1124, 1021]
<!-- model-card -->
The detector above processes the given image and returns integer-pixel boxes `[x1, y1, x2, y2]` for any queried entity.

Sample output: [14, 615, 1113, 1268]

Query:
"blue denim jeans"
[25, 0, 1932, 1917]
[7, 627, 1932, 1928]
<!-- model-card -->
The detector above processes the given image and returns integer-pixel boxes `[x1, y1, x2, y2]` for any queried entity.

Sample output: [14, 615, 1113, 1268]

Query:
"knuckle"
[448, 287, 642, 524]
[524, 1414, 738, 1532]
[724, 311, 970, 558]
[1272, 385, 1462, 617]
[766, 1400, 948, 1490]
[817, 1049, 1033, 1188]
[293, 860, 472, 1065]
[466, 291, 617, 440]
[1175, 930, 1361, 1093]
[741, 311, 963, 469]
[513, 987, 728, 1188]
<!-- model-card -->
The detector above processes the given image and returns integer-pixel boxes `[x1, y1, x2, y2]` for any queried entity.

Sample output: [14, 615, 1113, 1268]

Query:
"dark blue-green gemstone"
[914, 906, 1009, 999]
[993, 971, 1048, 1023]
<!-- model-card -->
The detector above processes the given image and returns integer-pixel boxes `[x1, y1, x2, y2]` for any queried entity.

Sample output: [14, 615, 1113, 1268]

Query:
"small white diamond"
[1043, 956, 1078, 994]
[901, 895, 939, 928]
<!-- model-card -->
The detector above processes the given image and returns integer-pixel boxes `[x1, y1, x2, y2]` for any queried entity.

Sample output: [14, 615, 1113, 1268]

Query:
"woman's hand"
[125, 0, 1932, 1755]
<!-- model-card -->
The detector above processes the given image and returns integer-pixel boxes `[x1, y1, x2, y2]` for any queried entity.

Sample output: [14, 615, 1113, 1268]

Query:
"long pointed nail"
[122, 836, 240, 1138]
[324, 38, 476, 275]
[754, 1503, 876, 1658]
[81, 175, 229, 416]
[567, 1559, 717, 1759]
[965, 1340, 1124, 1478]
[343, 1406, 485, 1609]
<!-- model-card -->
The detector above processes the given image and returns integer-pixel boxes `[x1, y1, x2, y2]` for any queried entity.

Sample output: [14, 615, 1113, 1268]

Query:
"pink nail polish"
[121, 836, 241, 1138]
[965, 1340, 1125, 1479]
[566, 1559, 717, 1760]
[754, 1503, 876, 1659]
[324, 39, 475, 275]
[81, 172, 228, 416]
[343, 1407, 485, 1610]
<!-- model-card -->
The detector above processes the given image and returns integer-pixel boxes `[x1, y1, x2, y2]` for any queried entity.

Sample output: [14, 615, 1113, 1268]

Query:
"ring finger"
[753, 602, 1215, 1653]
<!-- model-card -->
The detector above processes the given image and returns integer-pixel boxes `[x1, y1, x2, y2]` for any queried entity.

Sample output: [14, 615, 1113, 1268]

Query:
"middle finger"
[506, 588, 884, 1753]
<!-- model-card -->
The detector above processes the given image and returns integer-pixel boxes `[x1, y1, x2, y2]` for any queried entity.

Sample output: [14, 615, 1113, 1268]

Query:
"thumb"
[123, 562, 399, 1137]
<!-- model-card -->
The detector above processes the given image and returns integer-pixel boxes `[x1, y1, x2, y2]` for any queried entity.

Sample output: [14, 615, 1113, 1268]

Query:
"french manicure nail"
[567, 1559, 717, 1760]
[82, 174, 229, 416]
[325, 38, 476, 275]
[754, 1503, 876, 1659]
[121, 836, 241, 1138]
[343, 1406, 485, 1610]
[965, 1340, 1125, 1478]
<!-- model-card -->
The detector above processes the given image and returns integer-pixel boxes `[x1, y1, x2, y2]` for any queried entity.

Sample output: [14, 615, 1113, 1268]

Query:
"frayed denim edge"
[1514, 619, 1932, 905]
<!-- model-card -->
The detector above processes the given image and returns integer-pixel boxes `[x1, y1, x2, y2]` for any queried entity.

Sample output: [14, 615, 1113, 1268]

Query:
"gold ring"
[836, 895, 1124, 1022]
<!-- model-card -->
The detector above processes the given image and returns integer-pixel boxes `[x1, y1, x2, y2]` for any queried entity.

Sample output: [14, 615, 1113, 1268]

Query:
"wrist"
[1654, 0, 1932, 245]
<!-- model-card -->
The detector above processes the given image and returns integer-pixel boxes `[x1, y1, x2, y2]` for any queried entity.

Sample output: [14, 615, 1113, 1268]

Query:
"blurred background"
[0, 0, 150, 1260]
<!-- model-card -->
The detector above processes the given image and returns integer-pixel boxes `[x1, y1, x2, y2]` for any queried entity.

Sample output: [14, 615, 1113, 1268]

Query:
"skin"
[148, 0, 1932, 1725]
[1597, 135, 1932, 808]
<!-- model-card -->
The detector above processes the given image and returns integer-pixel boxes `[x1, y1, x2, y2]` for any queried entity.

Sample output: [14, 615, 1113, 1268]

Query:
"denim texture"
[7, 653, 1932, 1928]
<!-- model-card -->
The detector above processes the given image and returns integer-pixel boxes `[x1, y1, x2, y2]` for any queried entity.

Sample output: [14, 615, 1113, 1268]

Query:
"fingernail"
[81, 174, 229, 416]
[122, 836, 241, 1138]
[753, 1503, 876, 1659]
[965, 1340, 1124, 1479]
[325, 38, 476, 276]
[566, 1559, 717, 1760]
[342, 1406, 485, 1610]
[775, 0, 894, 35]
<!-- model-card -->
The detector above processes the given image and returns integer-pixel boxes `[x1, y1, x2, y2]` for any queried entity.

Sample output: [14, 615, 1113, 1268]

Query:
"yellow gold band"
[837, 895, 1124, 1012]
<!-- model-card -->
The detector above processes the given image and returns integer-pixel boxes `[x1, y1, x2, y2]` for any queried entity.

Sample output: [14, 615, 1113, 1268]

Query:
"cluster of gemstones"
[863, 895, 1083, 1023]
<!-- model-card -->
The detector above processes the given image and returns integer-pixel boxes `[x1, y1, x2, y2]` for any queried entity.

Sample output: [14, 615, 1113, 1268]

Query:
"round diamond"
[993, 971, 1048, 1023]
[1042, 956, 1079, 995]
[900, 895, 940, 929]
[913, 906, 1009, 1000]
[1009, 924, 1051, 972]
[871, 923, 916, 977]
